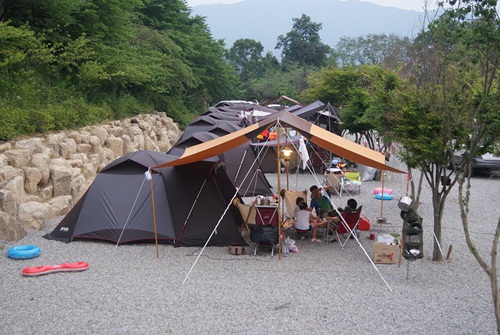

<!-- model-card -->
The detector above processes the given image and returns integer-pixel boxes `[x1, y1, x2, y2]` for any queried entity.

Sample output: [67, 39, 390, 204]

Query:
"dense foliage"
[275, 14, 331, 68]
[0, 0, 239, 140]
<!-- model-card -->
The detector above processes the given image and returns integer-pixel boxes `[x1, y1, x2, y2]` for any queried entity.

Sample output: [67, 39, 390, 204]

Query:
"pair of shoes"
[300, 236, 305, 240]
[311, 238, 322, 243]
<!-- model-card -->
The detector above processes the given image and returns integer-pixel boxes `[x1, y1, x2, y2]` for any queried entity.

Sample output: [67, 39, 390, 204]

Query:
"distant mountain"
[192, 0, 428, 55]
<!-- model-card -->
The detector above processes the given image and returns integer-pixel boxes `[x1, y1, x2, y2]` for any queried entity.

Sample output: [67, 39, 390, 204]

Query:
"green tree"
[225, 38, 280, 100]
[226, 39, 274, 81]
[185, 17, 240, 110]
[386, 3, 499, 268]
[245, 63, 314, 102]
[434, 0, 500, 331]
[276, 14, 331, 68]
[301, 65, 398, 149]
[333, 33, 411, 69]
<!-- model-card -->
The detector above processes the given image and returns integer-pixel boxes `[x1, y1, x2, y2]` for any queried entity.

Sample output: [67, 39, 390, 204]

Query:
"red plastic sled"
[22, 261, 89, 277]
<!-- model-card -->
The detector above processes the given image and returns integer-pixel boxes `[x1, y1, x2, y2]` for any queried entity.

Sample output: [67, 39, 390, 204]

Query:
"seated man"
[309, 185, 341, 235]
[309, 185, 339, 219]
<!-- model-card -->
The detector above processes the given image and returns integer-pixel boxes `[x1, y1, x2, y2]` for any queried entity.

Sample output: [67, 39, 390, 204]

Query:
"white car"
[213, 100, 257, 108]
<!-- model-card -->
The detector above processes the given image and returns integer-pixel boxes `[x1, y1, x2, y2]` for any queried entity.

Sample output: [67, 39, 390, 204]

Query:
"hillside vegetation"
[0, 0, 239, 141]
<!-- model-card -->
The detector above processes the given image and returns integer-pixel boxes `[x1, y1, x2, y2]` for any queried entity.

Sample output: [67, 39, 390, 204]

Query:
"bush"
[0, 107, 38, 140]
[0, 108, 21, 141]
[30, 109, 55, 133]
[108, 95, 147, 120]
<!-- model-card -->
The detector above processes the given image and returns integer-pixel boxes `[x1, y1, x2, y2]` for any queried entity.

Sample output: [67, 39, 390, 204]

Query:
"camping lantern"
[281, 146, 293, 190]
[402, 211, 424, 261]
[281, 146, 293, 160]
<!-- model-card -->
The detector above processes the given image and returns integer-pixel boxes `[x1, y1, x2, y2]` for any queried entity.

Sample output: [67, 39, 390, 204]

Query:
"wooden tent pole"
[406, 171, 410, 196]
[380, 171, 385, 226]
[148, 168, 159, 258]
[277, 122, 282, 260]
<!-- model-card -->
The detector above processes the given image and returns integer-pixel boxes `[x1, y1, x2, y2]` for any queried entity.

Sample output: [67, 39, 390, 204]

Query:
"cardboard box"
[373, 242, 398, 264]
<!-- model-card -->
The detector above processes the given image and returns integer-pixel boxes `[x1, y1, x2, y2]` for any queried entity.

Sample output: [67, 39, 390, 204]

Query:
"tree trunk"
[458, 174, 500, 334]
[431, 215, 443, 261]
[482, 215, 499, 334]
[491, 219, 500, 334]
[432, 190, 444, 262]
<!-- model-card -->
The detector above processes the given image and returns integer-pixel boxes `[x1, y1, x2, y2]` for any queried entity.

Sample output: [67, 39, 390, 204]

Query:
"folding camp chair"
[324, 172, 348, 197]
[310, 150, 328, 173]
[344, 171, 361, 194]
[251, 205, 279, 256]
[334, 206, 362, 249]
[282, 190, 307, 224]
[232, 198, 256, 236]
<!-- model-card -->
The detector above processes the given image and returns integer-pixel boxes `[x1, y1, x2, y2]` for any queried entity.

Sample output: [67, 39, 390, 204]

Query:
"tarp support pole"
[111, 174, 147, 260]
[149, 167, 159, 258]
[233, 150, 247, 184]
[277, 120, 282, 260]
[175, 178, 208, 247]
[380, 171, 385, 223]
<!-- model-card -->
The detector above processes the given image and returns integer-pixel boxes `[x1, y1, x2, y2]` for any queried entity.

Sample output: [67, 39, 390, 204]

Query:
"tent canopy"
[154, 111, 404, 174]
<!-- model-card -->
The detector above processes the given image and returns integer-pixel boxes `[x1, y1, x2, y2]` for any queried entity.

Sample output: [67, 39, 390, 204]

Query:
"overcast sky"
[186, 0, 441, 12]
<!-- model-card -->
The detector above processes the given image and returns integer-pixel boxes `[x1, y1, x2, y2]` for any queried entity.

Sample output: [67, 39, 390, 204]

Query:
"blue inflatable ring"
[375, 193, 394, 200]
[7, 245, 41, 260]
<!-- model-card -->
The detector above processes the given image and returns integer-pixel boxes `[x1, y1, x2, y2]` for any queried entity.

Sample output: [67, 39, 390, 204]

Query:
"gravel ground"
[1, 157, 499, 335]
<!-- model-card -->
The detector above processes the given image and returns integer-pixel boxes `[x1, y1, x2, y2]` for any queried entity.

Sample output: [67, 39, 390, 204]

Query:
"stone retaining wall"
[0, 112, 182, 241]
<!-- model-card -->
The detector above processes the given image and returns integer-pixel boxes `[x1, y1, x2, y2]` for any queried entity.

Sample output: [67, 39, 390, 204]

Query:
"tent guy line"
[182, 187, 240, 286]
[110, 173, 148, 261]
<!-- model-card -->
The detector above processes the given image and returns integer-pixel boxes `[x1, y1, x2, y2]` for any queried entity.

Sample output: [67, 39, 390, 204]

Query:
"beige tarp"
[154, 111, 404, 174]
